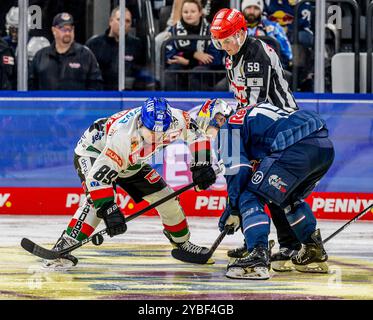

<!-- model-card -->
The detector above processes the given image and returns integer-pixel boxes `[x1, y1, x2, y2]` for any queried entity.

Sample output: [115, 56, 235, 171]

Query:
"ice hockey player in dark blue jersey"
[196, 99, 334, 279]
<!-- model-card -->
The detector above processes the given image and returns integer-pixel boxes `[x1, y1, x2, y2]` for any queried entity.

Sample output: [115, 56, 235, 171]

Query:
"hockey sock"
[242, 210, 270, 251]
[268, 203, 301, 250]
[239, 192, 270, 251]
[285, 202, 317, 244]
[163, 218, 189, 243]
[66, 200, 101, 241]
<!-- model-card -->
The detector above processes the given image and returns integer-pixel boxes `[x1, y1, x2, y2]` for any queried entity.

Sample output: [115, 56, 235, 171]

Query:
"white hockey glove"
[219, 206, 240, 234]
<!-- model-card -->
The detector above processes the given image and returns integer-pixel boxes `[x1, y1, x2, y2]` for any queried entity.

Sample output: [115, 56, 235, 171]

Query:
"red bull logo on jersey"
[198, 99, 213, 118]
[268, 175, 287, 193]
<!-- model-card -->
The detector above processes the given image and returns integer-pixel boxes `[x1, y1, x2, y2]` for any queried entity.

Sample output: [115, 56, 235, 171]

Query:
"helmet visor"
[211, 33, 240, 50]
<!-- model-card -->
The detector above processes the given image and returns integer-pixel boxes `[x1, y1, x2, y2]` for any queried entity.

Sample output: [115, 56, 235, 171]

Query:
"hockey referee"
[210, 8, 302, 270]
[210, 7, 298, 112]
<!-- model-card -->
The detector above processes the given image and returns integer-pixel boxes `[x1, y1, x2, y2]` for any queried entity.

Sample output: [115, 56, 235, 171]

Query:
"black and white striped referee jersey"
[225, 36, 298, 113]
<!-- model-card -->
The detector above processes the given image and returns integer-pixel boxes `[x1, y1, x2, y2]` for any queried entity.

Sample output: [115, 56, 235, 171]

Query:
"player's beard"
[244, 13, 261, 26]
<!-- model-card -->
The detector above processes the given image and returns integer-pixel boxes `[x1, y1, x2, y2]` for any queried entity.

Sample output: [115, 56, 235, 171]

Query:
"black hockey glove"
[190, 163, 216, 190]
[97, 201, 127, 237]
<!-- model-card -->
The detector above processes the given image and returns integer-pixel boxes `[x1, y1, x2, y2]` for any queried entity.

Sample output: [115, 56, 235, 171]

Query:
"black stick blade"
[21, 238, 60, 260]
[170, 227, 231, 265]
[171, 248, 212, 265]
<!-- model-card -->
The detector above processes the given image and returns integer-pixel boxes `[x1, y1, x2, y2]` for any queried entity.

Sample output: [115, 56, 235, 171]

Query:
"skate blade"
[294, 262, 329, 274]
[271, 260, 295, 272]
[226, 267, 270, 280]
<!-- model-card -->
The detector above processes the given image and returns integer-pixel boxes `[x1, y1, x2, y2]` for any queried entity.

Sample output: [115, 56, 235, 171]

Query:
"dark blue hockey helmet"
[141, 97, 173, 132]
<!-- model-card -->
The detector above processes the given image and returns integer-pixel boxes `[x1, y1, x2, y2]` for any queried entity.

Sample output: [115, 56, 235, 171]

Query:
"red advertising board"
[0, 187, 372, 221]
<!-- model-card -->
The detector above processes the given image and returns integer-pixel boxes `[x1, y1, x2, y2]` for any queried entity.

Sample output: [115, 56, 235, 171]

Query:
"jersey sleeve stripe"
[189, 139, 211, 154]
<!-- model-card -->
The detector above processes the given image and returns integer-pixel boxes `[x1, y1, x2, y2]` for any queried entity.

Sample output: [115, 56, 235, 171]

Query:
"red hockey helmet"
[210, 8, 247, 43]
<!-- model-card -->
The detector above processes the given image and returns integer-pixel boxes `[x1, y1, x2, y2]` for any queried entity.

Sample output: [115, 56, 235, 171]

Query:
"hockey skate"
[163, 230, 214, 264]
[227, 242, 248, 259]
[271, 247, 298, 272]
[41, 231, 79, 271]
[226, 246, 270, 280]
[228, 239, 275, 259]
[291, 229, 329, 274]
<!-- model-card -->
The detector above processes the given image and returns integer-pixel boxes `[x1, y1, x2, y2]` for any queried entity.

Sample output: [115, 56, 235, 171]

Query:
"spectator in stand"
[3, 6, 30, 53]
[29, 12, 102, 90]
[264, 0, 313, 48]
[0, 37, 16, 90]
[155, 0, 184, 82]
[155, 0, 229, 82]
[3, 6, 50, 62]
[164, 0, 231, 24]
[242, 0, 292, 69]
[164, 0, 223, 90]
[264, 0, 314, 91]
[86, 7, 149, 91]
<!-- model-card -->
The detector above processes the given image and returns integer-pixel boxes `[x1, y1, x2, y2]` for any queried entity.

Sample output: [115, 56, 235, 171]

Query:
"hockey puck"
[92, 233, 104, 246]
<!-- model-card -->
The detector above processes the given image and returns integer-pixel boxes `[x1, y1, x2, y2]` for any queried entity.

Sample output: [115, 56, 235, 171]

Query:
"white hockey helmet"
[27, 37, 50, 61]
[6, 7, 32, 30]
[196, 98, 233, 132]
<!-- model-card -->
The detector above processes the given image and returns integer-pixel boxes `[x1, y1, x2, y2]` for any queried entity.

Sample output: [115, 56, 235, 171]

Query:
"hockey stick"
[171, 225, 233, 264]
[323, 203, 373, 244]
[21, 181, 197, 260]
[21, 164, 225, 260]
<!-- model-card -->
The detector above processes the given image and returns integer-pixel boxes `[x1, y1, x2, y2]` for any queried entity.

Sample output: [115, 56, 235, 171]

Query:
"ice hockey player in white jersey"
[43, 97, 217, 270]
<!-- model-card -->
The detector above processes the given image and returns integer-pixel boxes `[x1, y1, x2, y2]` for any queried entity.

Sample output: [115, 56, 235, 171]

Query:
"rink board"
[0, 92, 372, 220]
[0, 187, 373, 221]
